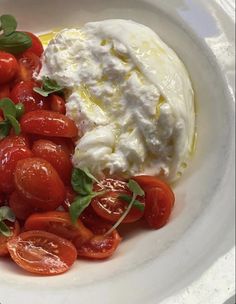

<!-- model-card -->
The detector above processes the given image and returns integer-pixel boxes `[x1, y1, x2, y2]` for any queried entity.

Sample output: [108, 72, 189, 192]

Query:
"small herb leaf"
[15, 103, 25, 119]
[128, 179, 145, 197]
[83, 167, 100, 183]
[0, 120, 11, 140]
[0, 221, 12, 237]
[119, 194, 145, 211]
[0, 15, 17, 36]
[0, 98, 17, 118]
[69, 195, 93, 224]
[71, 168, 93, 196]
[33, 87, 51, 97]
[33, 77, 64, 97]
[0, 206, 16, 222]
[0, 31, 32, 54]
[6, 114, 21, 135]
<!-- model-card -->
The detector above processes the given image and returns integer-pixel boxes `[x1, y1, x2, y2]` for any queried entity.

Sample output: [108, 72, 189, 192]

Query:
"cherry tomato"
[49, 95, 66, 114]
[7, 230, 77, 275]
[20, 110, 78, 138]
[25, 32, 44, 57]
[9, 192, 36, 221]
[14, 157, 66, 211]
[62, 186, 76, 211]
[24, 211, 93, 242]
[32, 139, 72, 185]
[10, 81, 49, 113]
[0, 84, 10, 99]
[75, 229, 121, 259]
[0, 221, 20, 256]
[132, 176, 175, 229]
[91, 178, 144, 224]
[0, 51, 18, 85]
[0, 146, 33, 193]
[17, 51, 41, 82]
[0, 134, 29, 152]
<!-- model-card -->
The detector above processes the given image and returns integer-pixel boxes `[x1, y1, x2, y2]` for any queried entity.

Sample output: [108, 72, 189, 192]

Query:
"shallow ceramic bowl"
[0, 0, 235, 303]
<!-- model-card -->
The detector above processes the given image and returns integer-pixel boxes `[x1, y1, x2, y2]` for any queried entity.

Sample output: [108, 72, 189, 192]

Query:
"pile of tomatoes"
[0, 31, 175, 276]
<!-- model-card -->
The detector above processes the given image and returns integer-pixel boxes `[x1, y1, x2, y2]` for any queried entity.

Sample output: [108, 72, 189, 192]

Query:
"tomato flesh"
[0, 51, 18, 85]
[7, 230, 77, 275]
[32, 139, 72, 185]
[20, 110, 78, 138]
[9, 191, 36, 221]
[14, 157, 66, 211]
[91, 178, 144, 224]
[16, 51, 41, 82]
[0, 221, 20, 256]
[25, 32, 44, 57]
[24, 211, 93, 243]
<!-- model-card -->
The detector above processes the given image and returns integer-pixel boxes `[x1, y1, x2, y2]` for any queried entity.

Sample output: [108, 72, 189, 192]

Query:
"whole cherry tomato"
[16, 51, 41, 82]
[10, 81, 49, 113]
[49, 95, 66, 114]
[9, 191, 36, 221]
[14, 157, 66, 211]
[32, 139, 72, 184]
[7, 230, 77, 275]
[20, 110, 78, 138]
[25, 32, 44, 57]
[24, 211, 93, 242]
[0, 51, 18, 85]
[0, 220, 20, 256]
[91, 178, 145, 224]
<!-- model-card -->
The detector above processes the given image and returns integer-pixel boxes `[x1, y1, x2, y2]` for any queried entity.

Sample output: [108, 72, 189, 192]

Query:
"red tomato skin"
[32, 139, 72, 185]
[25, 32, 44, 57]
[49, 95, 66, 114]
[9, 191, 36, 221]
[7, 230, 77, 275]
[0, 134, 29, 151]
[0, 221, 20, 256]
[0, 84, 10, 99]
[24, 211, 93, 242]
[0, 147, 33, 193]
[10, 81, 49, 113]
[0, 51, 19, 84]
[144, 187, 173, 229]
[14, 157, 66, 211]
[91, 178, 144, 224]
[20, 110, 78, 138]
[62, 186, 76, 211]
[75, 229, 121, 260]
[16, 51, 41, 82]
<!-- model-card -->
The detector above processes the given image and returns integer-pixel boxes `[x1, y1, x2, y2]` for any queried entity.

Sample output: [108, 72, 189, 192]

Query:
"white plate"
[0, 0, 235, 303]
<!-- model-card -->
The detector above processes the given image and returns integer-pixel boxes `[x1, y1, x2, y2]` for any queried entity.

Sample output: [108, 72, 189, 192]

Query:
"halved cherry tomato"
[62, 186, 76, 211]
[0, 84, 10, 99]
[91, 178, 144, 224]
[20, 110, 78, 138]
[0, 221, 20, 256]
[0, 134, 29, 152]
[32, 139, 72, 184]
[16, 51, 41, 82]
[0, 51, 19, 84]
[132, 176, 175, 229]
[75, 229, 121, 260]
[14, 157, 66, 211]
[25, 32, 44, 57]
[24, 211, 93, 243]
[49, 95, 66, 114]
[7, 230, 77, 275]
[9, 192, 36, 221]
[0, 146, 33, 193]
[10, 81, 49, 113]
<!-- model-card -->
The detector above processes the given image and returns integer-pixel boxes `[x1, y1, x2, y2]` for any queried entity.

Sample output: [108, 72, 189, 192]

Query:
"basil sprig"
[69, 168, 105, 224]
[33, 77, 64, 97]
[105, 180, 145, 235]
[0, 98, 25, 139]
[0, 206, 15, 237]
[0, 15, 32, 54]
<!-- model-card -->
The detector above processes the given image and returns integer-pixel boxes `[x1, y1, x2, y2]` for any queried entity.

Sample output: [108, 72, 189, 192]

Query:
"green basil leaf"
[83, 167, 99, 183]
[33, 87, 51, 97]
[128, 179, 145, 197]
[0, 120, 11, 139]
[71, 168, 93, 195]
[0, 221, 12, 237]
[0, 15, 17, 36]
[33, 77, 63, 97]
[0, 206, 15, 222]
[119, 194, 145, 211]
[69, 195, 93, 224]
[6, 114, 21, 135]
[15, 103, 25, 119]
[0, 98, 16, 118]
[0, 31, 32, 54]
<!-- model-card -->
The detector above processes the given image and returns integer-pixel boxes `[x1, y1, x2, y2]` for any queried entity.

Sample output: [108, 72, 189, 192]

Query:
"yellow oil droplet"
[181, 162, 188, 169]
[177, 172, 183, 178]
[79, 85, 104, 110]
[155, 95, 166, 118]
[101, 39, 108, 46]
[39, 30, 60, 46]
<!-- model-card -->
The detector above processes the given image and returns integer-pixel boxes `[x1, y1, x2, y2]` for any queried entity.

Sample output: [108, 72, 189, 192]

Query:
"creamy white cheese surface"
[39, 19, 195, 181]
